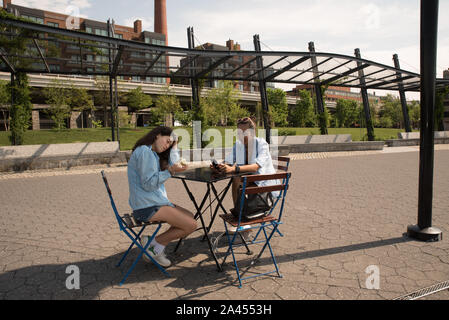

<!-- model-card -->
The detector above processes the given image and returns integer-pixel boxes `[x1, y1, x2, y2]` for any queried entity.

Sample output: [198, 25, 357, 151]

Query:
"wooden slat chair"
[219, 172, 291, 288]
[100, 170, 169, 286]
[251, 156, 290, 242]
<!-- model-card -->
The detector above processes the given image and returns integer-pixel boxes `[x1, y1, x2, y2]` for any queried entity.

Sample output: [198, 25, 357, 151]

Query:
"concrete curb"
[386, 137, 449, 147]
[0, 141, 385, 172]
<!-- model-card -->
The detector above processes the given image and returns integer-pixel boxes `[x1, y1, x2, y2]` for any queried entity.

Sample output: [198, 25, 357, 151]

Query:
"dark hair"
[132, 126, 174, 170]
[237, 116, 256, 129]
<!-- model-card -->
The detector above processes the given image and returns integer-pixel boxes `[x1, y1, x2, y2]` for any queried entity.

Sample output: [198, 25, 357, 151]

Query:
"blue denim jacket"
[127, 145, 180, 211]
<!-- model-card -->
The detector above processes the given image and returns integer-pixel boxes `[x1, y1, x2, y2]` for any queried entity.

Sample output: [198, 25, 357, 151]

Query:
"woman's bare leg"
[149, 205, 197, 246]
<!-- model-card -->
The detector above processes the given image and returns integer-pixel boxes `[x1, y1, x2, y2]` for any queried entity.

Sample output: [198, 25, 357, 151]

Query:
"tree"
[435, 87, 449, 131]
[9, 73, 32, 144]
[267, 88, 288, 127]
[202, 80, 244, 126]
[315, 84, 329, 135]
[0, 80, 10, 131]
[126, 86, 151, 111]
[126, 86, 152, 128]
[408, 100, 420, 129]
[93, 76, 111, 127]
[68, 85, 94, 129]
[290, 89, 315, 127]
[0, 11, 36, 144]
[378, 94, 402, 128]
[335, 99, 350, 128]
[154, 86, 182, 127]
[43, 79, 71, 130]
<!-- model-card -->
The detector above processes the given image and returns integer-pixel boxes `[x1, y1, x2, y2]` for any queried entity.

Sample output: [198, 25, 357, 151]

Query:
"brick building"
[287, 84, 380, 106]
[179, 39, 274, 93]
[2, 0, 167, 84]
[1, 0, 170, 130]
[443, 68, 449, 130]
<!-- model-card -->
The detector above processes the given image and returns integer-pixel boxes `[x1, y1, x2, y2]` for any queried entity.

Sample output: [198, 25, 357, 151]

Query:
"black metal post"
[187, 27, 200, 107]
[354, 48, 375, 141]
[107, 19, 115, 141]
[407, 0, 442, 242]
[10, 72, 14, 144]
[114, 76, 120, 147]
[309, 42, 327, 134]
[253, 34, 271, 144]
[187, 27, 201, 148]
[393, 54, 412, 132]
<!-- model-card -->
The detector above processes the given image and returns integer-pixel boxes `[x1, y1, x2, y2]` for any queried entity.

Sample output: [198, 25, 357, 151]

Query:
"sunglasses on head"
[237, 117, 251, 124]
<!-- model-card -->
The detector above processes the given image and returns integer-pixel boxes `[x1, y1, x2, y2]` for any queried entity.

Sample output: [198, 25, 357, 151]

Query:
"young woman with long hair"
[127, 126, 196, 267]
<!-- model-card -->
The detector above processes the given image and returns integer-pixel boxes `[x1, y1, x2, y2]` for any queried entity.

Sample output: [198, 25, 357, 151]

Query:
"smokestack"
[154, 0, 167, 43]
[3, 0, 11, 9]
[154, 0, 169, 83]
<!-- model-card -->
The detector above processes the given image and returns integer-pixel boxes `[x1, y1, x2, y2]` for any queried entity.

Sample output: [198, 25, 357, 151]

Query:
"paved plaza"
[0, 146, 449, 300]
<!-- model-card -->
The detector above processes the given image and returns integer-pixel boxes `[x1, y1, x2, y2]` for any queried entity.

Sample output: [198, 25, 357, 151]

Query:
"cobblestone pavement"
[0, 146, 448, 300]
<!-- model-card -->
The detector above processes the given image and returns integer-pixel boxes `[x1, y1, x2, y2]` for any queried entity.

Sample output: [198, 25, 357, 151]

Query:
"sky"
[13, 0, 449, 100]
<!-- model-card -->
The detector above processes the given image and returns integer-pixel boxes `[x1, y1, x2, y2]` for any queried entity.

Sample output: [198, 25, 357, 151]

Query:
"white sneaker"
[141, 236, 171, 268]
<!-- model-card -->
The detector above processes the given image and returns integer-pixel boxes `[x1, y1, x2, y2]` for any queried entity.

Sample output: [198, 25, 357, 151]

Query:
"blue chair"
[252, 156, 290, 242]
[219, 172, 291, 288]
[100, 170, 169, 286]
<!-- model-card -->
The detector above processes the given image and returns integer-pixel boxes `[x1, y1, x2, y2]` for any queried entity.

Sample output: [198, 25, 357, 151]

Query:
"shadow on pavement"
[0, 234, 413, 300]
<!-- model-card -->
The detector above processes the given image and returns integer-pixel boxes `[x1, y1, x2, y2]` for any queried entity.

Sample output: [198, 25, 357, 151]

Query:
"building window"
[151, 39, 165, 46]
[85, 27, 92, 33]
[47, 22, 59, 28]
[95, 29, 108, 37]
[114, 34, 123, 39]
[22, 15, 44, 24]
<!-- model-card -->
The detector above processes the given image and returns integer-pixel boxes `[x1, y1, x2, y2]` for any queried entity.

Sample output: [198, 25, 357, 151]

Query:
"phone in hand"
[211, 159, 220, 170]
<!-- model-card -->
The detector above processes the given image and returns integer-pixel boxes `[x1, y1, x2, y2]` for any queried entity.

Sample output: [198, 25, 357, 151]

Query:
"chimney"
[154, 0, 169, 83]
[444, 68, 449, 79]
[226, 39, 234, 50]
[134, 19, 142, 34]
[154, 0, 167, 43]
[234, 42, 241, 51]
[3, 0, 11, 8]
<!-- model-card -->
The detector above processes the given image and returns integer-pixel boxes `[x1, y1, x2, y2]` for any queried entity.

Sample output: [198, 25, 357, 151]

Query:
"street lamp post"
[407, 0, 442, 242]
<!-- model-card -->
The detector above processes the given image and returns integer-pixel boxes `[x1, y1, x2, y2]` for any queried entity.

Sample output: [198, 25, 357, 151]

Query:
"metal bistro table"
[172, 166, 254, 271]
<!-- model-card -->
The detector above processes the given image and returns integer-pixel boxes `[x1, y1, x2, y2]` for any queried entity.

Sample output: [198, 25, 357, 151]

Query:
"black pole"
[187, 27, 199, 107]
[187, 27, 201, 149]
[354, 48, 375, 141]
[10, 72, 15, 145]
[114, 76, 120, 147]
[393, 54, 412, 132]
[253, 34, 271, 144]
[107, 19, 115, 141]
[407, 0, 442, 242]
[309, 41, 327, 134]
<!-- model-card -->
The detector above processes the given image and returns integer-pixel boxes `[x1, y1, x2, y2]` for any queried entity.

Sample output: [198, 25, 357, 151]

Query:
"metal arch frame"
[0, 16, 447, 91]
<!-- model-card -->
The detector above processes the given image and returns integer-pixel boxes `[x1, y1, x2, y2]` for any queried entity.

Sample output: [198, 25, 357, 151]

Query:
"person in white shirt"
[210, 117, 279, 210]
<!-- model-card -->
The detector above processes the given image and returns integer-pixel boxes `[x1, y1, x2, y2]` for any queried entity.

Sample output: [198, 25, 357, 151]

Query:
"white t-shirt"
[224, 137, 280, 197]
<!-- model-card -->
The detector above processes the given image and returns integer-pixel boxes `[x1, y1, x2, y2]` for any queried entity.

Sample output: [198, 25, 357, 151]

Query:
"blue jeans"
[132, 206, 161, 223]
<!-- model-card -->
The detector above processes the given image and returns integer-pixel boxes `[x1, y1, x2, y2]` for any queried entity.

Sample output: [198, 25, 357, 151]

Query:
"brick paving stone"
[1, 148, 448, 300]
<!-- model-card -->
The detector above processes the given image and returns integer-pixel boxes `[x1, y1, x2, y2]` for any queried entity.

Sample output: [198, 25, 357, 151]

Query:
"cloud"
[13, 0, 91, 17]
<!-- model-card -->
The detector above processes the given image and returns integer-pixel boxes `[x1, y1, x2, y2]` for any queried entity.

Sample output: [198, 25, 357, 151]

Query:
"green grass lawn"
[0, 126, 405, 150]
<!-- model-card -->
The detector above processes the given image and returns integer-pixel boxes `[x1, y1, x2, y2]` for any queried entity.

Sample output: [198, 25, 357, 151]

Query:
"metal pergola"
[0, 0, 446, 243]
[1, 16, 449, 141]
